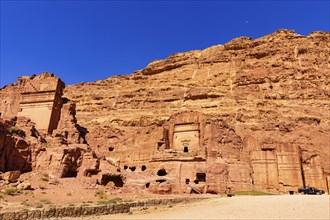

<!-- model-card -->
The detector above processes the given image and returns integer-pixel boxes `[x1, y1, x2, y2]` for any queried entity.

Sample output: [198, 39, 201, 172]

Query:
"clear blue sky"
[1, 1, 329, 87]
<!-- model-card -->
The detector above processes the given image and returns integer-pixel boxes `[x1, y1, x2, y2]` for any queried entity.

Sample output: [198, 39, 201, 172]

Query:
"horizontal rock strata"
[0, 29, 329, 196]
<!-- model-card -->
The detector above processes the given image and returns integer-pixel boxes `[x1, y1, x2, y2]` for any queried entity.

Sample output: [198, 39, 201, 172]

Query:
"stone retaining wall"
[0, 197, 202, 220]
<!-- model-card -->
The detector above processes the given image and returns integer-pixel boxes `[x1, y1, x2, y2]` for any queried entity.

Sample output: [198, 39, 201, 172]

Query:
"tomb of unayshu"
[17, 73, 65, 134]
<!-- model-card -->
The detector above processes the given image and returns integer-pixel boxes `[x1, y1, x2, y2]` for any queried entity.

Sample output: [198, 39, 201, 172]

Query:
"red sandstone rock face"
[0, 74, 98, 180]
[0, 30, 329, 194]
[0, 118, 32, 172]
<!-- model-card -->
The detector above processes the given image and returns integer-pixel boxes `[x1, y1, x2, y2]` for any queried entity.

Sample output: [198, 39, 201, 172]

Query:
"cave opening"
[157, 168, 167, 176]
[100, 174, 124, 187]
[84, 169, 100, 177]
[194, 173, 206, 184]
[64, 170, 78, 178]
[196, 173, 206, 182]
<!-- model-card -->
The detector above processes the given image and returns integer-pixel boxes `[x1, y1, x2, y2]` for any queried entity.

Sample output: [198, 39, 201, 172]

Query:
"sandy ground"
[2, 175, 329, 220]
[1, 175, 178, 212]
[80, 195, 330, 220]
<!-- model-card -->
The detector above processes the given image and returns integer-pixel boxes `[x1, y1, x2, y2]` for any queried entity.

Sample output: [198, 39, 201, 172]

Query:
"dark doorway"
[184, 146, 189, 153]
[64, 170, 77, 178]
[84, 169, 100, 177]
[196, 173, 206, 182]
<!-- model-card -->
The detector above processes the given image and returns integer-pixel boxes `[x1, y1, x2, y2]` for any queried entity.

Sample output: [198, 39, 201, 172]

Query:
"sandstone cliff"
[66, 30, 329, 167]
[1, 29, 329, 194]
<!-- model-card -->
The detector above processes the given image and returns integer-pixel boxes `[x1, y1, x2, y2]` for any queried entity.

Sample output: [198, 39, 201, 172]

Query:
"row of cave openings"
[81, 159, 207, 192]
[144, 168, 206, 191]
[145, 168, 169, 189]
[95, 172, 205, 193]
[109, 145, 191, 153]
[123, 165, 147, 172]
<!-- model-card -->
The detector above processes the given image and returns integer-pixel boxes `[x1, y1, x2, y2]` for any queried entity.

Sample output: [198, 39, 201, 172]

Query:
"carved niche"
[173, 123, 200, 153]
[161, 111, 206, 158]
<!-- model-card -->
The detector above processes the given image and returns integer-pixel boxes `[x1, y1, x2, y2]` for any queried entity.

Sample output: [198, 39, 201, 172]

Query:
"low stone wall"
[0, 197, 202, 220]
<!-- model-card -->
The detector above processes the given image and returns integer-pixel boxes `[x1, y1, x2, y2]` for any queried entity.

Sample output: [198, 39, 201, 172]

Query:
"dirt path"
[80, 195, 329, 220]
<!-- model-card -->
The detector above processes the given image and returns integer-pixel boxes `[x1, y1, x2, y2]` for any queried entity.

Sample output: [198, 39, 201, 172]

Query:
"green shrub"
[233, 191, 274, 196]
[40, 199, 51, 204]
[124, 199, 134, 203]
[41, 173, 49, 182]
[97, 199, 116, 205]
[9, 127, 17, 136]
[97, 198, 122, 205]
[3, 187, 17, 196]
[95, 189, 106, 199]
[21, 200, 31, 207]
[35, 202, 43, 208]
[42, 143, 50, 148]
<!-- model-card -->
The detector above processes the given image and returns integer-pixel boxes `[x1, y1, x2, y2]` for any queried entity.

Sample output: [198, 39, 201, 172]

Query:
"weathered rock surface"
[2, 171, 21, 183]
[16, 181, 31, 190]
[0, 74, 100, 180]
[63, 29, 329, 193]
[0, 30, 329, 194]
[0, 119, 32, 173]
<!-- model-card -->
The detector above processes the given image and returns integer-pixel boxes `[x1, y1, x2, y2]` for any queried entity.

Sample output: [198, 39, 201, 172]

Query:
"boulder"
[3, 171, 21, 183]
[17, 181, 32, 190]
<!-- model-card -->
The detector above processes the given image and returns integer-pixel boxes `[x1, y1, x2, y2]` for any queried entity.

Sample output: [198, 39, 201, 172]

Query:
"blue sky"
[1, 1, 329, 87]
